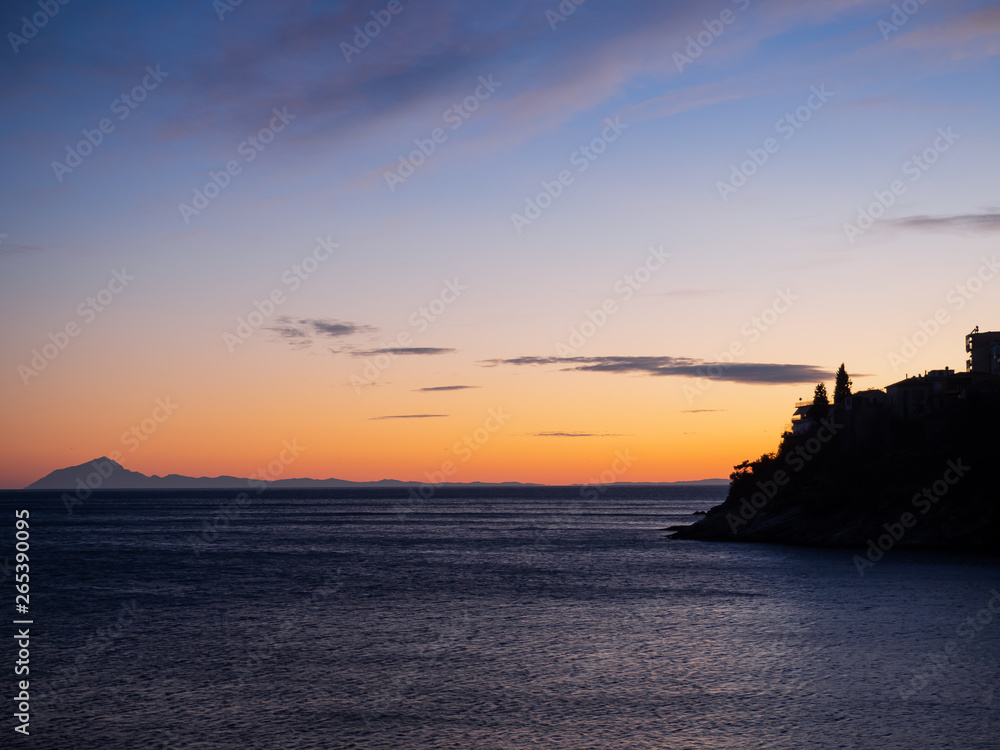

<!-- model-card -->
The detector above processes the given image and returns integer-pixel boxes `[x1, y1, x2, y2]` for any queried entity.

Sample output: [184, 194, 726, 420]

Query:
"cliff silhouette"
[671, 337, 1000, 552]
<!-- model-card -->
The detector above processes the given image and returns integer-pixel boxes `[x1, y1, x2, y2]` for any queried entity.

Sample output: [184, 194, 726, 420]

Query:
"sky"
[1, 0, 999, 488]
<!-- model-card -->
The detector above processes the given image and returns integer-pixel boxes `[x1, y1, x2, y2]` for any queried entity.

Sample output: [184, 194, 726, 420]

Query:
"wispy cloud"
[483, 355, 830, 385]
[895, 5, 1000, 57]
[415, 385, 480, 392]
[8, 0, 990, 178]
[528, 431, 626, 438]
[653, 289, 731, 299]
[0, 2, 731, 159]
[624, 80, 761, 126]
[271, 317, 373, 338]
[682, 409, 725, 413]
[268, 317, 375, 349]
[0, 237, 44, 256]
[888, 212, 1000, 233]
[370, 414, 448, 421]
[355, 347, 456, 357]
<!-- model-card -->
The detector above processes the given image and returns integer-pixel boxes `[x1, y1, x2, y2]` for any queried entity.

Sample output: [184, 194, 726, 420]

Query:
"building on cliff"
[885, 368, 970, 421]
[966, 326, 1000, 375]
[884, 327, 1000, 420]
[787, 326, 1000, 429]
[843, 388, 887, 412]
[789, 399, 816, 436]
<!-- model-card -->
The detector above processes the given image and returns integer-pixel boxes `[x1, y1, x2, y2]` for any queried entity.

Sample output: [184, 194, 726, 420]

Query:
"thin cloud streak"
[0, 244, 45, 256]
[270, 317, 374, 340]
[888, 212, 1000, 233]
[416, 385, 480, 392]
[355, 347, 456, 357]
[483, 355, 831, 385]
[529, 432, 627, 438]
[370, 414, 449, 421]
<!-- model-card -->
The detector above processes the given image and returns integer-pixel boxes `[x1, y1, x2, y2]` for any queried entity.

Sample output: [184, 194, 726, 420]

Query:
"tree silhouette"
[833, 364, 852, 406]
[807, 382, 830, 420]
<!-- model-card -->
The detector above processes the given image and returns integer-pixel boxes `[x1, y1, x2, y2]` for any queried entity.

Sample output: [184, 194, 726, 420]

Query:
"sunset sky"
[2, 0, 999, 488]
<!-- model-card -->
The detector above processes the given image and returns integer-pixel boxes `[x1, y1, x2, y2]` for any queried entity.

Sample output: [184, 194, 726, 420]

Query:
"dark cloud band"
[483, 355, 830, 385]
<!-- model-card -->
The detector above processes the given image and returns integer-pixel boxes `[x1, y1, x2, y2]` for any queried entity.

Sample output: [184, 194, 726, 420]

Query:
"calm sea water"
[4, 486, 999, 749]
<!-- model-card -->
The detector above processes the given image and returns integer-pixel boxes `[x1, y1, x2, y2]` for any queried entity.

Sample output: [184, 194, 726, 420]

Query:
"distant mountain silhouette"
[23, 457, 727, 490]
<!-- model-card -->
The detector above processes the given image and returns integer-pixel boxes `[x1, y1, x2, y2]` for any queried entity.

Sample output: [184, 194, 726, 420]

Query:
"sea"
[3, 485, 999, 749]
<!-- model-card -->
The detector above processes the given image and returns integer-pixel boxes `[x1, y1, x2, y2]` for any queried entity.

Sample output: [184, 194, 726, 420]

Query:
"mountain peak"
[25, 456, 143, 490]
